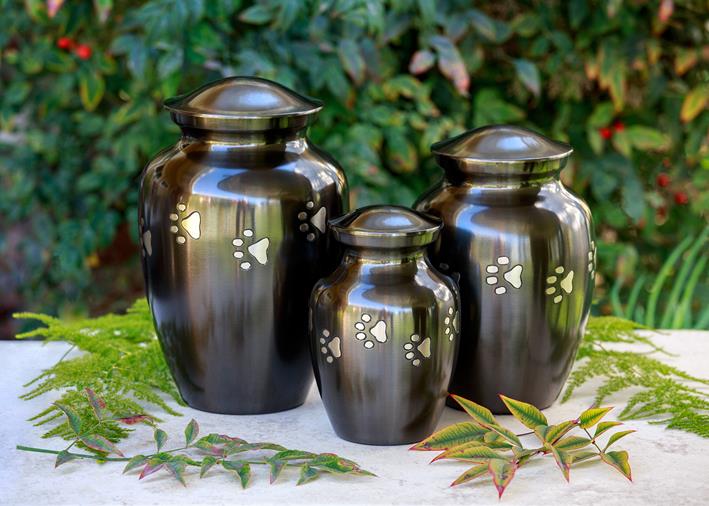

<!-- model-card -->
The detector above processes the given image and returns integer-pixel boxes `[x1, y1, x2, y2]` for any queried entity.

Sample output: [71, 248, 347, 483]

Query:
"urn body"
[139, 77, 348, 414]
[310, 206, 460, 445]
[415, 126, 594, 413]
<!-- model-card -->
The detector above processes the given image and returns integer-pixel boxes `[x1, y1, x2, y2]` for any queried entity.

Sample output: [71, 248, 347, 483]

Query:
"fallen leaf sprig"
[17, 389, 375, 488]
[412, 394, 633, 499]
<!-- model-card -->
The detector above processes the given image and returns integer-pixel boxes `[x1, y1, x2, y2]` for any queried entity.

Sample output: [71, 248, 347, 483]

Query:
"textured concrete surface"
[1, 330, 708, 505]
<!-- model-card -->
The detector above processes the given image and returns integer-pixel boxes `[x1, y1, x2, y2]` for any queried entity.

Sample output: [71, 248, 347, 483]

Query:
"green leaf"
[409, 49, 435, 74]
[184, 419, 199, 447]
[166, 459, 187, 486]
[451, 463, 488, 487]
[431, 443, 503, 463]
[154, 428, 168, 452]
[80, 435, 124, 456]
[549, 445, 572, 481]
[411, 422, 488, 450]
[79, 71, 105, 112]
[594, 421, 623, 438]
[93, 0, 112, 23]
[487, 424, 523, 448]
[123, 455, 148, 474]
[430, 36, 469, 95]
[600, 450, 632, 481]
[488, 459, 516, 499]
[626, 126, 670, 151]
[588, 102, 615, 128]
[451, 395, 498, 427]
[512, 59, 541, 96]
[297, 464, 319, 485]
[55, 450, 78, 468]
[199, 456, 217, 478]
[500, 395, 548, 430]
[681, 85, 709, 123]
[85, 388, 105, 421]
[54, 403, 81, 434]
[269, 459, 286, 483]
[578, 407, 613, 428]
[271, 449, 317, 461]
[603, 430, 635, 451]
[139, 458, 165, 479]
[554, 436, 592, 451]
[571, 451, 599, 464]
[239, 4, 272, 24]
[338, 39, 366, 85]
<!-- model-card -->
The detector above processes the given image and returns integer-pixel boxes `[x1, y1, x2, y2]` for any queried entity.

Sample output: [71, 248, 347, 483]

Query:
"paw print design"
[139, 217, 152, 257]
[298, 199, 327, 242]
[485, 256, 523, 295]
[443, 306, 459, 341]
[403, 334, 432, 367]
[588, 241, 597, 276]
[546, 266, 574, 304]
[169, 203, 201, 245]
[232, 229, 270, 271]
[354, 313, 388, 350]
[319, 329, 342, 364]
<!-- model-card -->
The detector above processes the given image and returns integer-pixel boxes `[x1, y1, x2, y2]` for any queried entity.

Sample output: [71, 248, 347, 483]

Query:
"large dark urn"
[415, 125, 594, 413]
[139, 77, 348, 414]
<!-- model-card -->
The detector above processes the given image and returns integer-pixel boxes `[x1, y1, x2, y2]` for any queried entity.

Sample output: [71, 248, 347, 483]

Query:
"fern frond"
[14, 299, 183, 446]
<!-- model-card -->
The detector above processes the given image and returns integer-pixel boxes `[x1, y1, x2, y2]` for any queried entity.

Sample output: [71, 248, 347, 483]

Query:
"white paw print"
[139, 217, 152, 257]
[443, 306, 458, 341]
[485, 256, 523, 294]
[298, 199, 327, 242]
[403, 333, 431, 367]
[354, 313, 388, 350]
[232, 229, 270, 271]
[588, 241, 597, 276]
[169, 203, 201, 244]
[546, 266, 574, 304]
[319, 329, 342, 364]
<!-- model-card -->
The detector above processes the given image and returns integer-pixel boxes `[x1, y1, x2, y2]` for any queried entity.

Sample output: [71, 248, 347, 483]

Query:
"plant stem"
[582, 428, 604, 454]
[16, 445, 130, 462]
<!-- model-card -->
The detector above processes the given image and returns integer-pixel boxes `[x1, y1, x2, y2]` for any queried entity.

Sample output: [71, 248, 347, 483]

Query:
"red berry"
[674, 192, 689, 205]
[656, 173, 670, 188]
[613, 121, 625, 132]
[599, 127, 613, 139]
[74, 44, 92, 60]
[57, 37, 73, 50]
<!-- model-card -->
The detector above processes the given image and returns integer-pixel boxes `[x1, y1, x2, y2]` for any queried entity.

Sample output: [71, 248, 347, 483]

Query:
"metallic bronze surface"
[415, 125, 594, 413]
[310, 206, 460, 445]
[139, 77, 348, 414]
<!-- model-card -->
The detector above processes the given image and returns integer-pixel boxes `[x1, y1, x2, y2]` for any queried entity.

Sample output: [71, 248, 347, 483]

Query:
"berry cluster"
[598, 121, 625, 140]
[56, 37, 92, 60]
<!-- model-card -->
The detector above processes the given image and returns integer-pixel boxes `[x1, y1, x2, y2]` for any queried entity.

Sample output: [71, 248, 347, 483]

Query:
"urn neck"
[442, 167, 561, 188]
[179, 126, 307, 147]
[343, 247, 426, 264]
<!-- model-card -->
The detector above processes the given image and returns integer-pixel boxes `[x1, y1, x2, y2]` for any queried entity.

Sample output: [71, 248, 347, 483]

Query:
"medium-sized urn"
[309, 206, 460, 445]
[415, 125, 594, 413]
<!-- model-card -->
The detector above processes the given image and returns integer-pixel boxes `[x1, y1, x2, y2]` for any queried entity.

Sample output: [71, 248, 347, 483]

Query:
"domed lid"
[431, 125, 573, 176]
[164, 76, 323, 132]
[330, 206, 441, 249]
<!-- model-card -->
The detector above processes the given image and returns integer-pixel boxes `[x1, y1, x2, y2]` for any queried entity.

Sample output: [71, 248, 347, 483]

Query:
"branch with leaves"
[412, 394, 633, 499]
[17, 389, 375, 488]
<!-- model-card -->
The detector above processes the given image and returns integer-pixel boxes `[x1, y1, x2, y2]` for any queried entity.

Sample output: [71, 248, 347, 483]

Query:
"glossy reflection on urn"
[310, 206, 460, 445]
[139, 77, 348, 414]
[415, 125, 594, 413]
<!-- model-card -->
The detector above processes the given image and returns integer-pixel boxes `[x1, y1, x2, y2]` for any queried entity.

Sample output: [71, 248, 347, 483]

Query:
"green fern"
[14, 299, 183, 445]
[564, 317, 709, 438]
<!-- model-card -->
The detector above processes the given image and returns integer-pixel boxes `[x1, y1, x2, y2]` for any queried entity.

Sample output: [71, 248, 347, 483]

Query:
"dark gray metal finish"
[415, 125, 594, 414]
[310, 206, 460, 445]
[139, 77, 348, 414]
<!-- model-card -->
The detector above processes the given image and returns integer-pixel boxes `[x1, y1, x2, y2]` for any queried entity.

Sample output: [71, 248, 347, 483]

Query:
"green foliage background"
[0, 0, 707, 321]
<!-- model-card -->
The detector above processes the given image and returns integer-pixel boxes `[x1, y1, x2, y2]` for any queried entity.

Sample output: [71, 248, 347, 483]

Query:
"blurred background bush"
[0, 0, 707, 337]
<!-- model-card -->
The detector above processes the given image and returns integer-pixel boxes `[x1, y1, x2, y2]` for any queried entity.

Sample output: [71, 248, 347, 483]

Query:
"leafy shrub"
[0, 0, 707, 320]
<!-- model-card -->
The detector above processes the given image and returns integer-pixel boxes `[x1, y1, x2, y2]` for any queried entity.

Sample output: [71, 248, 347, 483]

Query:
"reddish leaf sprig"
[17, 389, 375, 488]
[411, 394, 634, 499]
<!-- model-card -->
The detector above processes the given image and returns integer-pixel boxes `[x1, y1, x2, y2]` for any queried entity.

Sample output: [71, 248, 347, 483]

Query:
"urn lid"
[330, 206, 441, 249]
[164, 76, 323, 132]
[432, 125, 573, 176]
